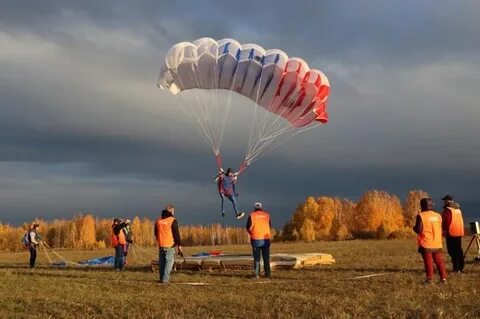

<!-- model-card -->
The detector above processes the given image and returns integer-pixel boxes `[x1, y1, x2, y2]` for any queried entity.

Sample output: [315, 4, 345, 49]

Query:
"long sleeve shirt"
[154, 210, 182, 246]
[29, 231, 39, 245]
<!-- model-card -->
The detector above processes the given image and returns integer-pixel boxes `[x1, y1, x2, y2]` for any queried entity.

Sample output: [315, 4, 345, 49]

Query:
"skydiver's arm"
[154, 222, 158, 241]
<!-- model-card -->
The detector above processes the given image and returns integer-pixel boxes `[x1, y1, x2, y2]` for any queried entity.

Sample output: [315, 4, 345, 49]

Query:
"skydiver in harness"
[215, 168, 245, 220]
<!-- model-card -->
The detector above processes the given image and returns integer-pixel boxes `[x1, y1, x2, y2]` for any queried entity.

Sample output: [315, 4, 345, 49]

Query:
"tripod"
[463, 234, 480, 262]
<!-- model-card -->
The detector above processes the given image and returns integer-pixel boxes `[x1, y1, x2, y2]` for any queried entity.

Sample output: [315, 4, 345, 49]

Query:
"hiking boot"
[236, 212, 245, 220]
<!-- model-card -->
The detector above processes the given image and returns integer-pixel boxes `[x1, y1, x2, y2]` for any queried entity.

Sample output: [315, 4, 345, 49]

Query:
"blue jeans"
[220, 193, 239, 215]
[159, 247, 175, 283]
[114, 245, 125, 270]
[252, 240, 270, 277]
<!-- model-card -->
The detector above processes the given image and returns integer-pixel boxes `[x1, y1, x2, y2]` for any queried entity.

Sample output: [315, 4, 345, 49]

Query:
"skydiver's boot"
[236, 212, 245, 220]
[222, 211, 225, 218]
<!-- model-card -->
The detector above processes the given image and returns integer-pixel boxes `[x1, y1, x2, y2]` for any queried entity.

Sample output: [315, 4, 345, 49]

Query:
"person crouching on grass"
[413, 198, 447, 285]
[155, 205, 183, 285]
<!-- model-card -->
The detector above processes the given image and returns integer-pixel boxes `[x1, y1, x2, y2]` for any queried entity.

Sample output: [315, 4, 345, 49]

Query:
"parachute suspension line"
[244, 80, 307, 165]
[190, 62, 219, 152]
[173, 66, 217, 155]
[216, 58, 242, 169]
[41, 243, 53, 264]
[245, 65, 267, 165]
[246, 123, 320, 164]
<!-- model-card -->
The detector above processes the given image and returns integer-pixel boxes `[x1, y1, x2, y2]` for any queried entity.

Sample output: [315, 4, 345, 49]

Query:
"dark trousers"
[114, 245, 125, 270]
[446, 236, 464, 272]
[29, 246, 37, 268]
[421, 250, 447, 281]
[252, 243, 270, 277]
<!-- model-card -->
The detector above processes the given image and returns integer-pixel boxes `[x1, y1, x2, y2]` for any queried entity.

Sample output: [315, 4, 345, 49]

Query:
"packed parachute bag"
[21, 231, 30, 249]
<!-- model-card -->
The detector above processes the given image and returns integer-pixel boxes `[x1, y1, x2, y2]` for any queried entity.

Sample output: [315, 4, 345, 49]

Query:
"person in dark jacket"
[441, 195, 465, 273]
[413, 198, 447, 284]
[154, 205, 183, 284]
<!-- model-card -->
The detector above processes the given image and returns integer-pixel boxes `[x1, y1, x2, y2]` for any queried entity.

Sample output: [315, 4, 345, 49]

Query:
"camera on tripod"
[464, 221, 480, 263]
[470, 221, 480, 235]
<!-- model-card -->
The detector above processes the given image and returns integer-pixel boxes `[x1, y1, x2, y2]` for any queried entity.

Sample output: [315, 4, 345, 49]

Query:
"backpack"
[22, 231, 30, 248]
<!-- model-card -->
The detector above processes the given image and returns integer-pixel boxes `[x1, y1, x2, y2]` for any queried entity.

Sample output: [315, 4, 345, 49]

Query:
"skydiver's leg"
[220, 193, 225, 217]
[227, 195, 239, 215]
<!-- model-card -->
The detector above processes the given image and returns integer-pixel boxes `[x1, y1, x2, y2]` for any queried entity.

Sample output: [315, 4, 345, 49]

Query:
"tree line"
[0, 189, 428, 251]
[280, 189, 428, 241]
[0, 215, 254, 252]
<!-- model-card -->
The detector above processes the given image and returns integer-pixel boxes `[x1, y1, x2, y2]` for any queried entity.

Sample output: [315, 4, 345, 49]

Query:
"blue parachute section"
[78, 256, 115, 265]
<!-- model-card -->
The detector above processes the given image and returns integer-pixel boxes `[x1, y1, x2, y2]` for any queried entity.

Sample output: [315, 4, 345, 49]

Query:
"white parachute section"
[158, 37, 330, 172]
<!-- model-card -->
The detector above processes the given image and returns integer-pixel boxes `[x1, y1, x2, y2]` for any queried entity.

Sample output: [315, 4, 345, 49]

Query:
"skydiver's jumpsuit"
[218, 175, 239, 215]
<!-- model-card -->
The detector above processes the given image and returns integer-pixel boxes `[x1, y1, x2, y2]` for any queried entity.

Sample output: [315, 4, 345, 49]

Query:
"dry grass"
[1, 239, 479, 318]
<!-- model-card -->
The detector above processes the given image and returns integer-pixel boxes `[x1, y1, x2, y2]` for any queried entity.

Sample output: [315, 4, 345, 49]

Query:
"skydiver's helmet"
[113, 218, 121, 226]
[125, 219, 131, 224]
[226, 168, 233, 176]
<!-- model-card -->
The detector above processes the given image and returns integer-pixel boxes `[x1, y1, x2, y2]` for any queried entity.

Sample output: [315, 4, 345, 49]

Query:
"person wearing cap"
[413, 198, 447, 284]
[215, 168, 245, 220]
[441, 195, 465, 273]
[111, 218, 127, 271]
[154, 205, 183, 284]
[246, 202, 271, 279]
[28, 223, 42, 268]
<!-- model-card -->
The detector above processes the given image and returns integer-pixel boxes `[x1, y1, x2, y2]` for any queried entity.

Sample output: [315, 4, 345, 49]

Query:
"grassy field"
[1, 239, 479, 318]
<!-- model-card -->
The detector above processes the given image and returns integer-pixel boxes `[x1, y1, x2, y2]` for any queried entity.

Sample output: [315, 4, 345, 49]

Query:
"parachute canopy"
[159, 38, 330, 128]
[157, 37, 331, 170]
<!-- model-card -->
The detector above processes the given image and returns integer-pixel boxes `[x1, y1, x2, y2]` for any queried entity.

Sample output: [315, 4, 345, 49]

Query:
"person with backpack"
[122, 219, 134, 265]
[111, 218, 127, 271]
[28, 224, 41, 268]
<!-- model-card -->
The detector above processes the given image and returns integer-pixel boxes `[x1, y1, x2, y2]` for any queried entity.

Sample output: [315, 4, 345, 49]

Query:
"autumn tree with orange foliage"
[403, 190, 429, 227]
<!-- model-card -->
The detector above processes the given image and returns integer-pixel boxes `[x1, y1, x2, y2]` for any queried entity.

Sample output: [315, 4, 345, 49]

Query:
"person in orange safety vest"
[154, 205, 183, 284]
[246, 202, 271, 279]
[112, 218, 127, 271]
[413, 198, 447, 284]
[441, 194, 465, 273]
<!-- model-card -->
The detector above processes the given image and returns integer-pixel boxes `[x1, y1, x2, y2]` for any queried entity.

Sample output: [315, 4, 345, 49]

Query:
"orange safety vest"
[417, 210, 443, 249]
[447, 207, 464, 237]
[155, 217, 175, 248]
[249, 210, 271, 240]
[111, 228, 126, 247]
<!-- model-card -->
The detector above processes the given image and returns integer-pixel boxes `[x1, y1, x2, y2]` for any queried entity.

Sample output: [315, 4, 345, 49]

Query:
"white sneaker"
[236, 212, 245, 220]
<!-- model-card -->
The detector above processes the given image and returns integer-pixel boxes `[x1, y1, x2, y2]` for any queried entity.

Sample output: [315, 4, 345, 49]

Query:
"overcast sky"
[1, 1, 479, 227]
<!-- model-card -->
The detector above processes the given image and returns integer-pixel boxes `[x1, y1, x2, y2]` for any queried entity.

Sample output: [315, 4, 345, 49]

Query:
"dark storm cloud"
[1, 1, 480, 226]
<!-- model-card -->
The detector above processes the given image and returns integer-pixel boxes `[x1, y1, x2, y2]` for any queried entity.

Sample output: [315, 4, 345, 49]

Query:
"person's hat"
[441, 195, 453, 201]
[113, 218, 121, 223]
[125, 219, 131, 224]
[254, 202, 262, 209]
